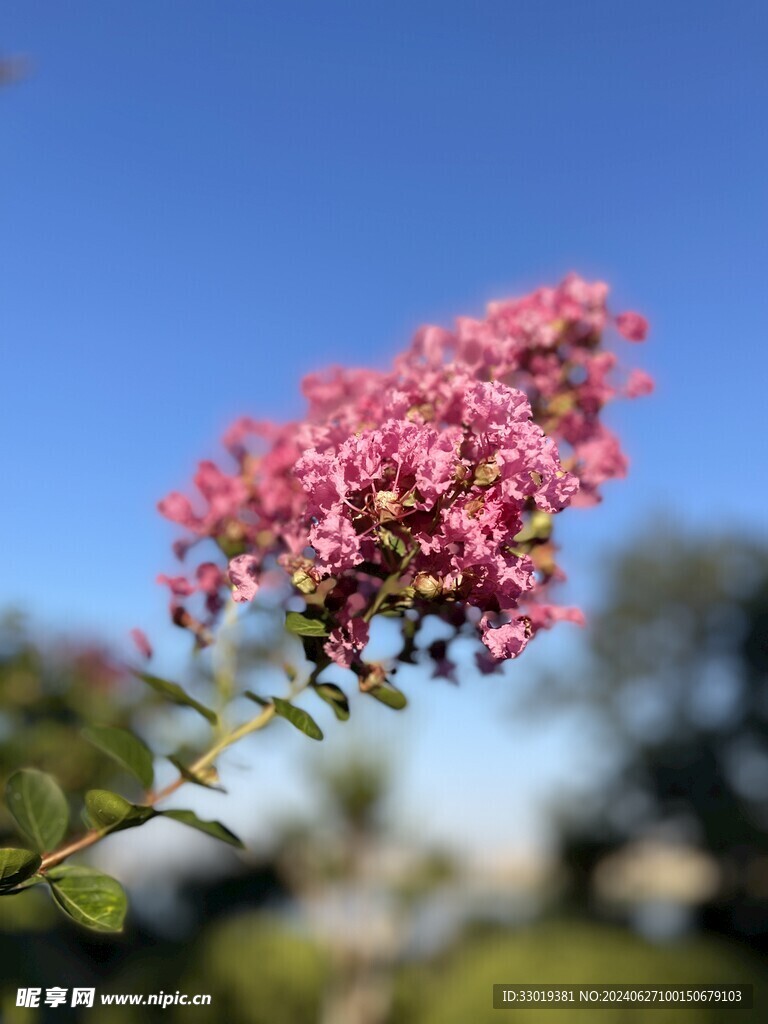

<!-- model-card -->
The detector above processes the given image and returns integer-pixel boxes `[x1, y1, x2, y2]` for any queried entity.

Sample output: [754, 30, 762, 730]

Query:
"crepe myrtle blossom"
[156, 274, 651, 681]
[9, 279, 651, 934]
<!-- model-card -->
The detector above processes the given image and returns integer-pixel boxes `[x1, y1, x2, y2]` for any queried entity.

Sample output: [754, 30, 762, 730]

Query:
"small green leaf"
[5, 770, 69, 852]
[513, 510, 552, 544]
[82, 725, 154, 789]
[366, 684, 408, 710]
[378, 528, 407, 557]
[271, 696, 324, 740]
[0, 849, 42, 892]
[284, 611, 329, 637]
[314, 682, 350, 721]
[84, 790, 155, 833]
[168, 757, 225, 791]
[47, 866, 127, 933]
[161, 809, 243, 848]
[135, 671, 218, 724]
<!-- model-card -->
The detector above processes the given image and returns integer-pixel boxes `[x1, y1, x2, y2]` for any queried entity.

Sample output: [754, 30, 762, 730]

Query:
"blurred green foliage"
[0, 611, 140, 826]
[181, 915, 329, 1024]
[52, 917, 768, 1023]
[86, 915, 328, 1024]
[392, 920, 768, 1024]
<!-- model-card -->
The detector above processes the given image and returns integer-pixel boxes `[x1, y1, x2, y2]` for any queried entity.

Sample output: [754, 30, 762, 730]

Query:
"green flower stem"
[363, 547, 418, 623]
[212, 598, 240, 737]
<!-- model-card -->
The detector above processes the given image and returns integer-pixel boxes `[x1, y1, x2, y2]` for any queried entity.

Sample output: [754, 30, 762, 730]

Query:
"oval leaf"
[47, 866, 127, 933]
[272, 696, 324, 740]
[5, 770, 69, 852]
[0, 848, 42, 892]
[134, 671, 218, 725]
[84, 790, 155, 833]
[366, 684, 407, 710]
[82, 725, 154, 789]
[314, 682, 350, 722]
[284, 612, 329, 637]
[162, 809, 243, 848]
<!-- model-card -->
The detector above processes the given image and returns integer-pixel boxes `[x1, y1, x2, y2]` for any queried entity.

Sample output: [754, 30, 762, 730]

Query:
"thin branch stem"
[362, 546, 418, 623]
[39, 672, 311, 873]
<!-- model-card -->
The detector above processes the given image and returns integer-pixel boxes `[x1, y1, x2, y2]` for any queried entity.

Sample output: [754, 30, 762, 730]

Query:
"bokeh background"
[2, 2, 767, 1021]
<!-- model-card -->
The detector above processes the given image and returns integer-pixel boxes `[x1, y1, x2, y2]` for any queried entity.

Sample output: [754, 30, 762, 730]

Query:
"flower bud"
[217, 520, 249, 558]
[473, 457, 500, 487]
[291, 568, 318, 594]
[223, 520, 246, 542]
[412, 572, 443, 600]
[465, 496, 485, 518]
[357, 662, 387, 693]
[454, 462, 472, 484]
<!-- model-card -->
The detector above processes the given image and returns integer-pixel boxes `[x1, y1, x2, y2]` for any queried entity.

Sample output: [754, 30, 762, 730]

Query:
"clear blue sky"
[2, 2, 767, 857]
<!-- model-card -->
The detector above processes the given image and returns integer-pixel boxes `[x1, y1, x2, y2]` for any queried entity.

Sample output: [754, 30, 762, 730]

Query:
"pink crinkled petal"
[228, 553, 260, 603]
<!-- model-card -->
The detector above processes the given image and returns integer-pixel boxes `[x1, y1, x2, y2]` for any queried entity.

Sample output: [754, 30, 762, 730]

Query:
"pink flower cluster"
[155, 275, 651, 679]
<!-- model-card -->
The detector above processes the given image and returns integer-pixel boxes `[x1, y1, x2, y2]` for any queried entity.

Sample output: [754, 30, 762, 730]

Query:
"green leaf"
[378, 528, 407, 557]
[271, 696, 324, 740]
[82, 725, 154, 789]
[284, 611, 329, 637]
[135, 671, 218, 724]
[513, 510, 552, 544]
[47, 866, 127, 933]
[161, 809, 243, 848]
[168, 757, 225, 791]
[366, 683, 408, 710]
[5, 770, 69, 852]
[0, 849, 42, 892]
[314, 682, 350, 721]
[84, 790, 155, 833]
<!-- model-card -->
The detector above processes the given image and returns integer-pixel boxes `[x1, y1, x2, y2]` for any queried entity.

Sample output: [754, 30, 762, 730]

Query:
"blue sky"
[2, 2, 767, 857]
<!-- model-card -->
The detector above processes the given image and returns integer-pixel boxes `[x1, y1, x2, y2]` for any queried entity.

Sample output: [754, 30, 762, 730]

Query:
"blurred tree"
[0, 612, 145, 837]
[540, 530, 768, 946]
[274, 747, 458, 1024]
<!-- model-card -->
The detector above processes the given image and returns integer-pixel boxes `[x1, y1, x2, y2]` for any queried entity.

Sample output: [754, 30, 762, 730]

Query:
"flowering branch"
[0, 274, 652, 933]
